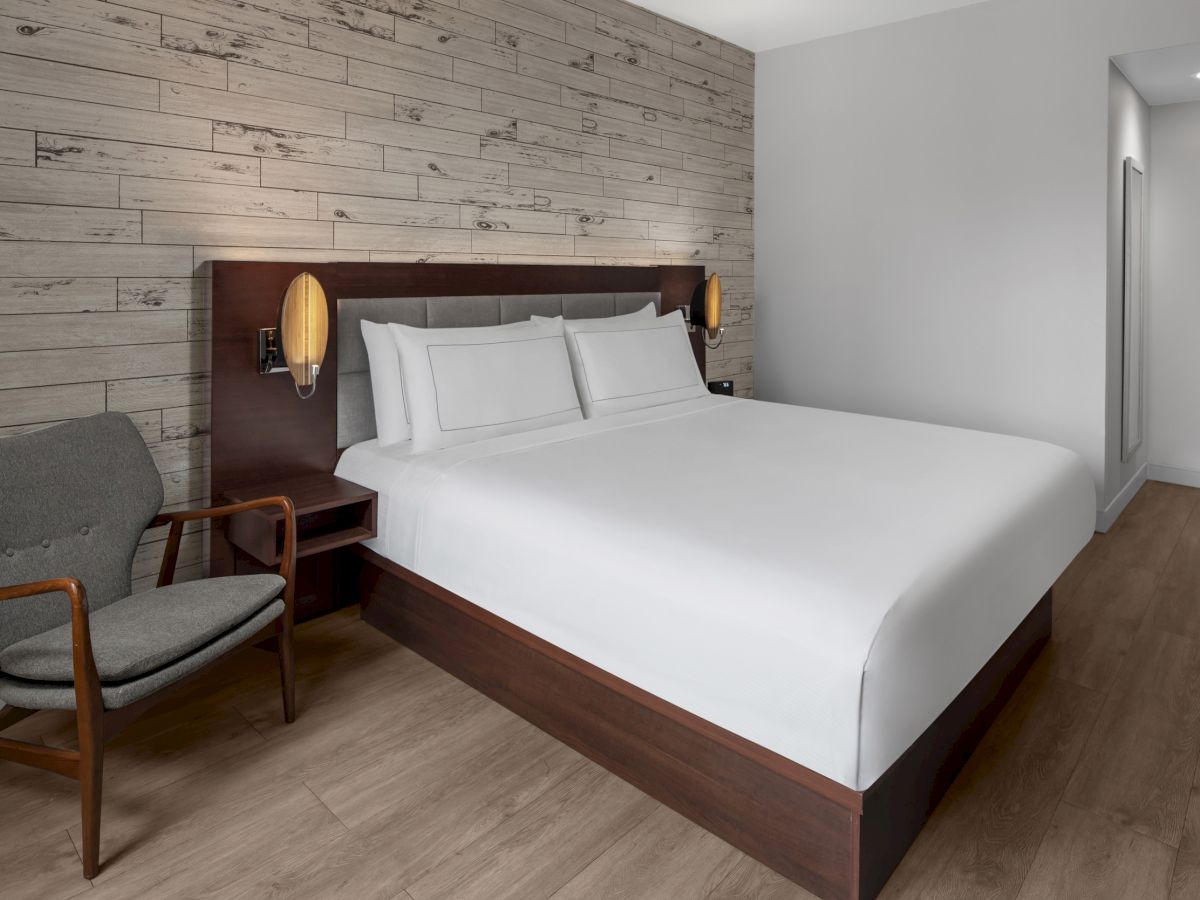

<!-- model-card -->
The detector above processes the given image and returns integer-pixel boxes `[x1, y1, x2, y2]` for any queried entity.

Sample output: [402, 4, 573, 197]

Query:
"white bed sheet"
[336, 397, 1095, 790]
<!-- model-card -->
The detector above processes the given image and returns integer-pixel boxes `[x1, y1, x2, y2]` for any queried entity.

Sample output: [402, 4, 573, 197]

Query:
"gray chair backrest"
[0, 413, 163, 649]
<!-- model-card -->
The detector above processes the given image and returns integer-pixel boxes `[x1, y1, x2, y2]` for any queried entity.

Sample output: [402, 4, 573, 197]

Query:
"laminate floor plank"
[706, 853, 820, 899]
[217, 738, 584, 900]
[77, 781, 346, 900]
[1015, 802, 1174, 900]
[878, 665, 1103, 899]
[404, 761, 660, 900]
[0, 828, 87, 900]
[66, 747, 343, 886]
[1046, 559, 1159, 692]
[1054, 533, 1107, 613]
[550, 804, 743, 900]
[232, 639, 446, 739]
[1064, 626, 1200, 846]
[6, 480, 1200, 900]
[43, 705, 267, 799]
[1148, 510, 1200, 641]
[0, 753, 82, 848]
[307, 695, 536, 825]
[1170, 770, 1200, 897]
[1097, 481, 1200, 574]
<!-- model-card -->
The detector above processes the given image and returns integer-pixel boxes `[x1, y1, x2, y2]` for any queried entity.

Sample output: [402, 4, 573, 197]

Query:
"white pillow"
[361, 320, 411, 446]
[562, 309, 708, 418]
[390, 318, 582, 452]
[531, 302, 657, 327]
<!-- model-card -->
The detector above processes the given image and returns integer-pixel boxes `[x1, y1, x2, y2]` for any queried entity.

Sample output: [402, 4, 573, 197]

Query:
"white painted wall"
[755, 0, 1200, 514]
[1103, 63, 1151, 527]
[1147, 100, 1200, 486]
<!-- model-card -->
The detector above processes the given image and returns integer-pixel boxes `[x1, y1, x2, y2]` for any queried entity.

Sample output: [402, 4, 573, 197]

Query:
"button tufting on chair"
[4, 549, 13, 557]
[40, 539, 50, 548]
[80, 527, 89, 535]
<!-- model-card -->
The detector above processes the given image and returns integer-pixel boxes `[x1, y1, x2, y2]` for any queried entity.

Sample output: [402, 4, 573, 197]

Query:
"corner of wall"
[1095, 462, 1148, 532]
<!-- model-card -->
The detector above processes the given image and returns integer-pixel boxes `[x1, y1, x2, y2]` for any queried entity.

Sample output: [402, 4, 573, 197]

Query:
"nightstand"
[217, 473, 377, 622]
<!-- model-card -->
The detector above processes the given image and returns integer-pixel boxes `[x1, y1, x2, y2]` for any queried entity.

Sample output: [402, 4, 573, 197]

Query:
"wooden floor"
[4, 479, 1200, 899]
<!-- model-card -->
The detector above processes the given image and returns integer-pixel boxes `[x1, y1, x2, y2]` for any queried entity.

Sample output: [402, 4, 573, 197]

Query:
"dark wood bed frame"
[209, 260, 1053, 900]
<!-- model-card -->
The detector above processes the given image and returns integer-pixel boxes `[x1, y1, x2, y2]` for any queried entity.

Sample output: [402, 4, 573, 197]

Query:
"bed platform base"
[347, 546, 1051, 900]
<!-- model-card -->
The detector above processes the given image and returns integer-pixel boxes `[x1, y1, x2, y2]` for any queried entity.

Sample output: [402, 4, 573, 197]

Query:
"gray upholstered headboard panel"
[337, 291, 662, 448]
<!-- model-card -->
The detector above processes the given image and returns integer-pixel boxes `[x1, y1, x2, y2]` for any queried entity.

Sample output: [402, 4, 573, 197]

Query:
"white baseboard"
[1096, 463, 1148, 533]
[1148, 463, 1200, 489]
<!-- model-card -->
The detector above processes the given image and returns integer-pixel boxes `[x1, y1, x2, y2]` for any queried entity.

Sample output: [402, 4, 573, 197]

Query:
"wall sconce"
[678, 274, 725, 350]
[258, 272, 329, 399]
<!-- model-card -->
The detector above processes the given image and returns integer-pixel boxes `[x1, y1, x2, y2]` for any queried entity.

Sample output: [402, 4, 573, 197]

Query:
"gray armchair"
[0, 412, 297, 879]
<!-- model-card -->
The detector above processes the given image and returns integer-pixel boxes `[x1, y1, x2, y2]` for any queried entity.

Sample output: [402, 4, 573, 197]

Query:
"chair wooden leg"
[78, 705, 104, 879]
[279, 615, 296, 724]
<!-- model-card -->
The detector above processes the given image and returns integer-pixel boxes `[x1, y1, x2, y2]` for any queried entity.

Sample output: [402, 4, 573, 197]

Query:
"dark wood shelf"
[221, 473, 377, 568]
[296, 525, 375, 559]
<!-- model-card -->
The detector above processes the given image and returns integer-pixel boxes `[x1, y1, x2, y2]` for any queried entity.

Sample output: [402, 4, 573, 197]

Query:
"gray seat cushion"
[0, 574, 285, 683]
[0, 599, 285, 711]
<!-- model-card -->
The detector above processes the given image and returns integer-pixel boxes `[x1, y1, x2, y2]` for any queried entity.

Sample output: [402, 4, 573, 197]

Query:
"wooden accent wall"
[0, 0, 754, 589]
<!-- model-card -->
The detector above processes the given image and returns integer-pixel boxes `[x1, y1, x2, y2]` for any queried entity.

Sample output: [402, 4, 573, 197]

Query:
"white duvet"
[336, 396, 1095, 790]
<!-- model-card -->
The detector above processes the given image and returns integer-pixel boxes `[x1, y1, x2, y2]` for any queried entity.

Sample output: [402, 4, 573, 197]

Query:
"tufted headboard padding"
[337, 291, 662, 448]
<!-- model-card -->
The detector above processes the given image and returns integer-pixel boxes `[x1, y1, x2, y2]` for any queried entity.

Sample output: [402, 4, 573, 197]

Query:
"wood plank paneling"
[0, 52, 160, 110]
[0, 166, 119, 207]
[0, 311, 187, 352]
[162, 18, 347, 83]
[0, 382, 106, 427]
[333, 222, 472, 252]
[227, 62, 392, 118]
[318, 194, 460, 228]
[0, 202, 141, 243]
[213, 122, 382, 169]
[0, 341, 202, 389]
[0, 0, 755, 474]
[107, 372, 209, 413]
[36, 135, 260, 185]
[0, 276, 117, 314]
[348, 113, 481, 157]
[0, 128, 33, 167]
[384, 145, 509, 183]
[0, 242, 193, 277]
[122, 0, 311, 46]
[117, 278, 206, 311]
[315, 25, 452, 80]
[396, 0, 498, 42]
[160, 82, 347, 139]
[0, 89, 213, 150]
[143, 212, 334, 249]
[0, 16, 226, 89]
[5, 0, 162, 44]
[261, 158, 416, 200]
[121, 178, 318, 220]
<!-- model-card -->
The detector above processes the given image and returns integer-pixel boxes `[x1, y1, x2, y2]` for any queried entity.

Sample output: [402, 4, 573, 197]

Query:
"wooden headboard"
[209, 261, 707, 493]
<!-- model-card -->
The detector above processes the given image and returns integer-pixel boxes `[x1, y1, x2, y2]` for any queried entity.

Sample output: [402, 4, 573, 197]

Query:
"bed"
[209, 261, 1096, 900]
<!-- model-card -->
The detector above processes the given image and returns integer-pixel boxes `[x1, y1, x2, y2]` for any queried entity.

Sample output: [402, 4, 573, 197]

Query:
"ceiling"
[631, 0, 992, 53]
[1114, 43, 1200, 106]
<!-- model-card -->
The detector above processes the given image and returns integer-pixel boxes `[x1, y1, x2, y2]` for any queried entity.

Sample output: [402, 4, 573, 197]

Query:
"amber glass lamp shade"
[689, 274, 724, 349]
[703, 274, 722, 340]
[279, 272, 328, 399]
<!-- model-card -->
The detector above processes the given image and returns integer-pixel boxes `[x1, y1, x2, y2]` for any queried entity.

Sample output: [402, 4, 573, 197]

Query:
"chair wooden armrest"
[0, 578, 102, 713]
[149, 496, 297, 595]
